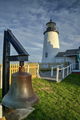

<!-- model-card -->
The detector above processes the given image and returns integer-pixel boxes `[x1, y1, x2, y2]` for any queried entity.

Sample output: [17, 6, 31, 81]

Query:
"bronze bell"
[2, 66, 38, 109]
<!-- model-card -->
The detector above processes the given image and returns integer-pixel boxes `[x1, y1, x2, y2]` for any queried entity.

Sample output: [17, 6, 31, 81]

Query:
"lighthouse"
[42, 19, 60, 63]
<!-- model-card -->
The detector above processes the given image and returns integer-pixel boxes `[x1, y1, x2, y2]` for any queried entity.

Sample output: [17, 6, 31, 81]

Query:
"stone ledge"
[5, 107, 35, 120]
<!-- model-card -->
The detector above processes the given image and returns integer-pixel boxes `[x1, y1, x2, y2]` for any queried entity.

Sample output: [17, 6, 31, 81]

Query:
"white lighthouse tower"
[42, 19, 60, 63]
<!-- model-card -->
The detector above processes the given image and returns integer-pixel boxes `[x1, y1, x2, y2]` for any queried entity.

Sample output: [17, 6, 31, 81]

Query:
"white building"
[42, 19, 80, 66]
[42, 19, 60, 63]
[55, 47, 80, 65]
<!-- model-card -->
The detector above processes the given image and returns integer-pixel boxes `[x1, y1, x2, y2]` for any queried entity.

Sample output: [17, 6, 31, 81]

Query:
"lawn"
[0, 73, 80, 120]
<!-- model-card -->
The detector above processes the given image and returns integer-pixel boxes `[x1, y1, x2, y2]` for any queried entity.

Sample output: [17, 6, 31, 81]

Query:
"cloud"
[0, 0, 80, 63]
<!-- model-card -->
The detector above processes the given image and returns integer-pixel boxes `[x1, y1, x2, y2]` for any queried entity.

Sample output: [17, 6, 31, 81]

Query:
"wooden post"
[62, 68, 64, 79]
[37, 64, 40, 78]
[72, 64, 73, 70]
[68, 65, 70, 75]
[67, 66, 69, 76]
[2, 31, 10, 98]
[70, 64, 72, 73]
[0, 105, 6, 120]
[0, 65, 2, 89]
[73, 63, 75, 70]
[51, 67, 53, 77]
[27, 64, 29, 73]
[0, 105, 2, 118]
[79, 62, 80, 70]
[56, 67, 59, 82]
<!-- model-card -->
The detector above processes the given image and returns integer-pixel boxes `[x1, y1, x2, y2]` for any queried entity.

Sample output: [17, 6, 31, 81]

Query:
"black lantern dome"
[44, 19, 59, 34]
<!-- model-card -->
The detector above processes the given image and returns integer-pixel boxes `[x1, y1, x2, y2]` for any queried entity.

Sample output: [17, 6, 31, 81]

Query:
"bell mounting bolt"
[19, 66, 25, 72]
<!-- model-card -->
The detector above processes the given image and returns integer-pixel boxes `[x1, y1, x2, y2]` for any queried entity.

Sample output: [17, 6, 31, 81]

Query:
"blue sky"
[0, 0, 80, 63]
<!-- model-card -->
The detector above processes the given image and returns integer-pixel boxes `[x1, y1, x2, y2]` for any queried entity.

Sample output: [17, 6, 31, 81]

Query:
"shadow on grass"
[0, 75, 80, 120]
[61, 73, 80, 87]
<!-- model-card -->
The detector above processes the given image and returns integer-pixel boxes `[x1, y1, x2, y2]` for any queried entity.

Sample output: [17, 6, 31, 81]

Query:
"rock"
[5, 107, 35, 120]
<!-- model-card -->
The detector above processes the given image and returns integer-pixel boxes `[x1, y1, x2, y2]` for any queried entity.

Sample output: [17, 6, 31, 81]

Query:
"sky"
[0, 0, 80, 63]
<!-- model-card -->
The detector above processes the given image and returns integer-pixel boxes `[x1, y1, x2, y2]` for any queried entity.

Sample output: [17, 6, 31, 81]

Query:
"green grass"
[0, 73, 80, 120]
[26, 73, 80, 120]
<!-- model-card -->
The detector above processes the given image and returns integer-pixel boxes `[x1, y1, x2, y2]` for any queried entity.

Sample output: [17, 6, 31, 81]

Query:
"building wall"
[42, 31, 60, 63]
[55, 57, 64, 63]
[65, 57, 76, 64]
[47, 31, 59, 48]
[55, 56, 76, 64]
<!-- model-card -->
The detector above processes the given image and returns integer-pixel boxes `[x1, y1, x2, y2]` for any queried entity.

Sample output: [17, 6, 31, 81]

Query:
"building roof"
[55, 52, 65, 57]
[46, 19, 56, 26]
[64, 49, 78, 56]
[44, 19, 59, 35]
[56, 47, 80, 57]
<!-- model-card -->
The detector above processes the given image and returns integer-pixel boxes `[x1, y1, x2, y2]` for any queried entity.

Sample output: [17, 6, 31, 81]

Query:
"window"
[45, 52, 48, 58]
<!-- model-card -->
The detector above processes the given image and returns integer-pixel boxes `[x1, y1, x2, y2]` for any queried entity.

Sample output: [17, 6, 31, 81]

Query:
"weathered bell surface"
[2, 66, 38, 109]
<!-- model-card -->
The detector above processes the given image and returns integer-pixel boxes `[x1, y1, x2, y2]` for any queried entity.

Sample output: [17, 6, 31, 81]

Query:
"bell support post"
[2, 31, 10, 98]
[2, 29, 29, 98]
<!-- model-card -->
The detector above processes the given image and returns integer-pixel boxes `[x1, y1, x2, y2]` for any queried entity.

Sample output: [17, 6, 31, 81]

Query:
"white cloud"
[0, 0, 80, 63]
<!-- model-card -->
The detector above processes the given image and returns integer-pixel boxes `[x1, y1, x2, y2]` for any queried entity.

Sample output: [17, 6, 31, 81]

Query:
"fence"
[51, 63, 80, 82]
[37, 63, 79, 82]
[10, 63, 38, 79]
[39, 62, 65, 69]
[56, 64, 72, 82]
[0, 63, 80, 88]
[0, 63, 38, 88]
